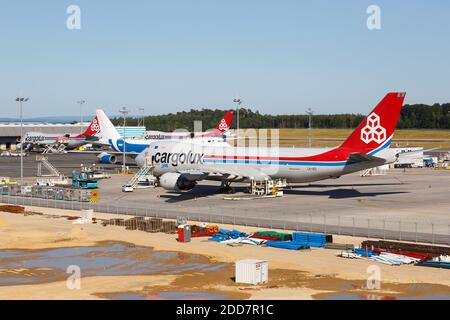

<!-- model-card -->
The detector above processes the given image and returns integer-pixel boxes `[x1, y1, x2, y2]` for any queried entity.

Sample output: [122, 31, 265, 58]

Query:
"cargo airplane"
[95, 109, 234, 163]
[135, 92, 406, 192]
[20, 116, 100, 152]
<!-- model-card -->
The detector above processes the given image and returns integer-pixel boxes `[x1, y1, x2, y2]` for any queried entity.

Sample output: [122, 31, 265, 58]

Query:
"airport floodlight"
[77, 99, 86, 134]
[138, 107, 145, 128]
[234, 99, 242, 137]
[119, 107, 129, 173]
[16, 97, 30, 186]
[306, 108, 314, 148]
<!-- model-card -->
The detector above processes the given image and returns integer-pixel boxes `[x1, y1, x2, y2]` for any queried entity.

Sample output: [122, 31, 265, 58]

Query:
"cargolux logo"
[90, 118, 100, 132]
[361, 113, 387, 144]
[218, 119, 229, 131]
[25, 135, 46, 143]
[152, 151, 204, 167]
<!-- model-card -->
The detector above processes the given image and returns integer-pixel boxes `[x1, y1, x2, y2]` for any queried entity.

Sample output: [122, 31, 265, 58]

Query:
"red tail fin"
[340, 92, 406, 153]
[215, 111, 234, 133]
[82, 116, 101, 137]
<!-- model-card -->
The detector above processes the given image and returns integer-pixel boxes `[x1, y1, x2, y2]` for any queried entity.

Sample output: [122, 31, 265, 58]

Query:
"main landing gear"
[220, 181, 236, 194]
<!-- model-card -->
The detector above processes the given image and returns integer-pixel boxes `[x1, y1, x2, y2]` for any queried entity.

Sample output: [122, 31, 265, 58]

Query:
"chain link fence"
[1, 194, 449, 246]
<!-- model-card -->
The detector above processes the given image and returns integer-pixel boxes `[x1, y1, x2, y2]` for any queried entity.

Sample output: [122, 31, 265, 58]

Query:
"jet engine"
[159, 172, 196, 191]
[98, 152, 117, 165]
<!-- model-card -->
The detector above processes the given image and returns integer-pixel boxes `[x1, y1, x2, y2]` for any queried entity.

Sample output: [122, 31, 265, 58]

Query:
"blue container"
[266, 241, 310, 250]
[354, 248, 378, 257]
[292, 232, 327, 248]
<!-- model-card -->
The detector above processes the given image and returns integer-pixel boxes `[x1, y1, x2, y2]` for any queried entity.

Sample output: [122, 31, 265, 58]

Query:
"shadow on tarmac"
[300, 183, 408, 188]
[159, 185, 248, 203]
[283, 188, 409, 199]
[159, 183, 409, 202]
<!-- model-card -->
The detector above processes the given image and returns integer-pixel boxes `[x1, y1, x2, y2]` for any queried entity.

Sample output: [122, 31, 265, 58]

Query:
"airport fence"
[1, 194, 449, 246]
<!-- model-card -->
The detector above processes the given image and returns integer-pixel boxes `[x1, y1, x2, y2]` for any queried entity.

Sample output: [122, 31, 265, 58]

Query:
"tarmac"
[0, 153, 127, 178]
[1, 152, 450, 244]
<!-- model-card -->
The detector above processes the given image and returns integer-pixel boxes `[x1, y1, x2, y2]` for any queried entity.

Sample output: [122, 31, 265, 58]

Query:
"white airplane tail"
[96, 109, 121, 141]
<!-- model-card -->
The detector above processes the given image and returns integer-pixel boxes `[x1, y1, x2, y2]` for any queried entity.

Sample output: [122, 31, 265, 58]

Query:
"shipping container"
[235, 259, 268, 285]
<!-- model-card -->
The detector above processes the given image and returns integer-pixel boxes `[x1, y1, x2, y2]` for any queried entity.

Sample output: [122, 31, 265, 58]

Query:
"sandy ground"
[0, 205, 449, 300]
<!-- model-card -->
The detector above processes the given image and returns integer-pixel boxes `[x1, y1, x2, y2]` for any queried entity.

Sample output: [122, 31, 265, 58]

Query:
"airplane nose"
[135, 151, 147, 167]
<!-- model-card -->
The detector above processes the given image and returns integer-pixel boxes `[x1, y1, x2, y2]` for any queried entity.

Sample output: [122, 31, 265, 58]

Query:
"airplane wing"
[348, 153, 386, 164]
[176, 166, 270, 182]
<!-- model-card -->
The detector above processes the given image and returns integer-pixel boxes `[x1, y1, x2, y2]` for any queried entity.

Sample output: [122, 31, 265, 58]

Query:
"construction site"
[0, 149, 448, 300]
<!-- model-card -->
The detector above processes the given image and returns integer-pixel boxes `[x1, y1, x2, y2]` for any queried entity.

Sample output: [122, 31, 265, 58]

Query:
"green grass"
[233, 129, 450, 148]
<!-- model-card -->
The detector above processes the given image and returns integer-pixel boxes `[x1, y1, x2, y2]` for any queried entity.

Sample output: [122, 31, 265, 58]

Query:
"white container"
[235, 259, 268, 285]
[81, 209, 94, 220]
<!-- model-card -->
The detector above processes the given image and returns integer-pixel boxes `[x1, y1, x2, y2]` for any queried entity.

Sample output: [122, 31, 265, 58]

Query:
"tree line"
[112, 103, 450, 131]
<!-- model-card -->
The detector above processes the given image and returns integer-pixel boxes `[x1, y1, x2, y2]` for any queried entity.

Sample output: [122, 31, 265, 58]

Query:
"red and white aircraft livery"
[21, 116, 100, 151]
[136, 92, 406, 191]
[96, 109, 234, 155]
[142, 111, 234, 141]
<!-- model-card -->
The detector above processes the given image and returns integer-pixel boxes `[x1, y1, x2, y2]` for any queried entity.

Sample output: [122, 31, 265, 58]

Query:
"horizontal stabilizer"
[348, 153, 385, 164]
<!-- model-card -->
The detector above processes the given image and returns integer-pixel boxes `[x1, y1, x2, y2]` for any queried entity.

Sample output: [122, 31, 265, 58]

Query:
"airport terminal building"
[0, 122, 145, 150]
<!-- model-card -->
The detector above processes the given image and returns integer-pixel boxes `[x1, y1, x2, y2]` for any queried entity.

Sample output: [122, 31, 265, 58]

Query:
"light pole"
[16, 97, 29, 186]
[306, 108, 314, 148]
[77, 99, 86, 134]
[119, 107, 129, 173]
[138, 107, 145, 128]
[233, 99, 242, 137]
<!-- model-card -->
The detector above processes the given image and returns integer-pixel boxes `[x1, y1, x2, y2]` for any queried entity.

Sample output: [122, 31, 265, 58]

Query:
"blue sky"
[0, 0, 449, 118]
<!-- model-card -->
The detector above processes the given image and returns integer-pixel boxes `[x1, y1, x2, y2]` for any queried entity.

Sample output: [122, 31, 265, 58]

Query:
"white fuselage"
[137, 140, 397, 183]
[22, 132, 87, 149]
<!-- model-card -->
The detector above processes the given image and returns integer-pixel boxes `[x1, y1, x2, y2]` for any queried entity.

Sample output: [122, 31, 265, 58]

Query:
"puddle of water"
[156, 291, 227, 300]
[106, 291, 227, 300]
[149, 252, 179, 260]
[326, 294, 450, 300]
[106, 293, 148, 300]
[0, 243, 226, 286]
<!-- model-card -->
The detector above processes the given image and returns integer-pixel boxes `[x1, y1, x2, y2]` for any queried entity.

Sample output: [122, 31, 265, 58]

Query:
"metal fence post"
[432, 223, 435, 244]
[399, 221, 402, 241]
[338, 216, 341, 235]
[383, 219, 386, 240]
[367, 219, 370, 238]
[352, 217, 355, 237]
[324, 215, 327, 234]
[415, 222, 418, 243]
[309, 214, 312, 233]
